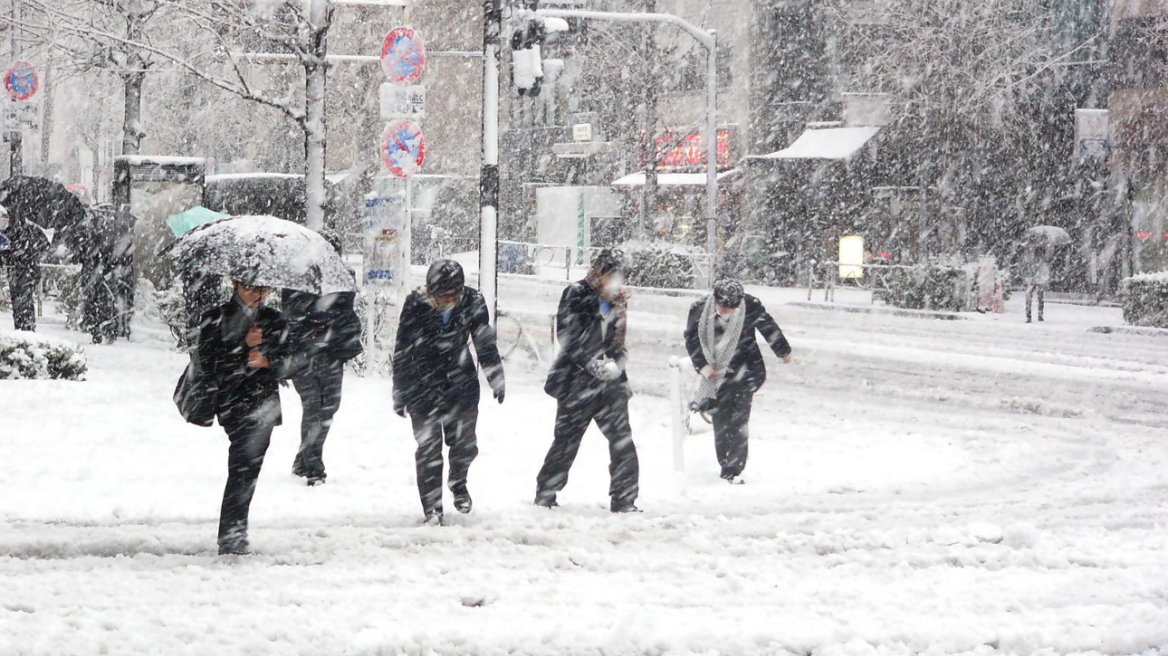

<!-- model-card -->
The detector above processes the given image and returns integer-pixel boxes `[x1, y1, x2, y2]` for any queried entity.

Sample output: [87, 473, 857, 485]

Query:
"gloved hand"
[588, 358, 622, 382]
[394, 400, 407, 418]
[494, 386, 505, 404]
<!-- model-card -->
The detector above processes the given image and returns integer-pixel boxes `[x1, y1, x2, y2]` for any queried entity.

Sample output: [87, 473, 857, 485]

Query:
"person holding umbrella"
[535, 248, 641, 513]
[195, 279, 293, 555]
[684, 280, 792, 484]
[393, 260, 505, 525]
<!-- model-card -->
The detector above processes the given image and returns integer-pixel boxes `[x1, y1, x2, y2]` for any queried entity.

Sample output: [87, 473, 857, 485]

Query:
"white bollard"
[668, 356, 686, 473]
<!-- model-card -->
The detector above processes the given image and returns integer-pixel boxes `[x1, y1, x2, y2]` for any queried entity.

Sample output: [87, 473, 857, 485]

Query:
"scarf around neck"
[695, 294, 745, 404]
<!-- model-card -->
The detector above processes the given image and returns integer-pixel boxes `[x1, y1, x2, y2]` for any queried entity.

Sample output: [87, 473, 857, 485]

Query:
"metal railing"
[808, 261, 913, 304]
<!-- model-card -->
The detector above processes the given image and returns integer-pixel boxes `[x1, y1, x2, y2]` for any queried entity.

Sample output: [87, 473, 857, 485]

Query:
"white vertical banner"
[363, 194, 408, 290]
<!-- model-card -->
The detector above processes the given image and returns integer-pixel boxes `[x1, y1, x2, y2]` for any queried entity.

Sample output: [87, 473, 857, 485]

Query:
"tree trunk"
[121, 71, 145, 155]
[304, 0, 329, 232]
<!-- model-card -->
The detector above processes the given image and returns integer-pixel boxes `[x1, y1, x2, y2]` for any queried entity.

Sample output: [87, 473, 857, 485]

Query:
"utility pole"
[304, 0, 330, 232]
[7, 0, 22, 177]
[479, 0, 503, 321]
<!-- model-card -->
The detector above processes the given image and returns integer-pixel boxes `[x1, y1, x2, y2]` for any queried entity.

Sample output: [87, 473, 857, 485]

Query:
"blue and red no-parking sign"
[380, 119, 426, 178]
[380, 27, 426, 85]
[4, 61, 38, 101]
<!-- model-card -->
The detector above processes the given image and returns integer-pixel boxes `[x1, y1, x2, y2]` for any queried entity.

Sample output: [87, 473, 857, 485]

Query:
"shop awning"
[757, 126, 880, 161]
[611, 169, 740, 187]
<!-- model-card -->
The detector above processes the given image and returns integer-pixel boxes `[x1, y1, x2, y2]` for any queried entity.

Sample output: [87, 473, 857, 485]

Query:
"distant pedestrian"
[195, 280, 292, 555]
[684, 280, 792, 484]
[393, 260, 505, 525]
[283, 288, 362, 486]
[1021, 245, 1050, 323]
[536, 248, 641, 513]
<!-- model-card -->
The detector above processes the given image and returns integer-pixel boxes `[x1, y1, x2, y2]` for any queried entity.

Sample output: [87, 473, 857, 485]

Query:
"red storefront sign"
[653, 129, 734, 171]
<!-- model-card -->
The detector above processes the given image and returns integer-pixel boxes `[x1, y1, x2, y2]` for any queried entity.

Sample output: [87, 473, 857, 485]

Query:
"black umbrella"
[0, 176, 88, 252]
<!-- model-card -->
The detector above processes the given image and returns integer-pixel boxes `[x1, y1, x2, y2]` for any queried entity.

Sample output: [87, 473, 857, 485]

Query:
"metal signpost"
[4, 60, 38, 176]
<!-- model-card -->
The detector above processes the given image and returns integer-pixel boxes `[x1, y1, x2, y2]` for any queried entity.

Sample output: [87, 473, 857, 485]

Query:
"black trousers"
[9, 264, 38, 332]
[710, 391, 752, 478]
[218, 407, 276, 548]
[536, 384, 639, 505]
[410, 399, 479, 516]
[292, 359, 344, 478]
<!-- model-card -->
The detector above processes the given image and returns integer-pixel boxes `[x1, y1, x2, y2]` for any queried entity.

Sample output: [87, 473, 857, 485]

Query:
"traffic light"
[511, 17, 545, 97]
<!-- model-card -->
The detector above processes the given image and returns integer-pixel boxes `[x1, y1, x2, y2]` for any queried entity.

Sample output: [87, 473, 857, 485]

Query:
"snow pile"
[167, 215, 356, 295]
[0, 330, 87, 380]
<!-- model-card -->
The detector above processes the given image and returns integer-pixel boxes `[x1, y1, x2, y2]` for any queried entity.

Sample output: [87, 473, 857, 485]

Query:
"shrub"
[627, 245, 696, 290]
[0, 331, 87, 380]
[889, 263, 970, 312]
[1122, 272, 1168, 328]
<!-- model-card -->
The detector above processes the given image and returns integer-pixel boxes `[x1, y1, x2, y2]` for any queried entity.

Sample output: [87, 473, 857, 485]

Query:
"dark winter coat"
[684, 294, 791, 398]
[392, 287, 503, 412]
[281, 289, 363, 370]
[544, 280, 629, 402]
[195, 298, 293, 427]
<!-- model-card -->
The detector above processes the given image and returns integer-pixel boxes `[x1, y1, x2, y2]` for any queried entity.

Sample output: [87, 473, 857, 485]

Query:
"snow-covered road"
[3, 290, 1167, 655]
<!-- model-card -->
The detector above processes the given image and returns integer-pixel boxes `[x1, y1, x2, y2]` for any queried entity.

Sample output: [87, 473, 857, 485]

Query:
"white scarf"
[695, 294, 745, 404]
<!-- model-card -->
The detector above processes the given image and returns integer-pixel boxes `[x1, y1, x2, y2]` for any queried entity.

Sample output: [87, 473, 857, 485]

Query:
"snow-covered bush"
[889, 263, 970, 312]
[0, 331, 87, 380]
[1122, 272, 1168, 329]
[627, 245, 696, 290]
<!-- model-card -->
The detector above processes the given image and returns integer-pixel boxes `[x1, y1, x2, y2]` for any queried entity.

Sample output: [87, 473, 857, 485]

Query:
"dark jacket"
[195, 299, 293, 426]
[281, 289, 363, 371]
[392, 286, 503, 412]
[684, 294, 791, 397]
[544, 280, 629, 402]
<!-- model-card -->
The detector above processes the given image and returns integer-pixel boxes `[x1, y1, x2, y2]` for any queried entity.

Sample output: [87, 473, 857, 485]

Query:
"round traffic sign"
[381, 27, 426, 85]
[380, 119, 426, 178]
[4, 61, 38, 100]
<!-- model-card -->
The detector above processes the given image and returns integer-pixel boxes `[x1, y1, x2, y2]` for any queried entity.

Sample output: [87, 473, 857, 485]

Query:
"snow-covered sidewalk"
[2, 293, 1167, 655]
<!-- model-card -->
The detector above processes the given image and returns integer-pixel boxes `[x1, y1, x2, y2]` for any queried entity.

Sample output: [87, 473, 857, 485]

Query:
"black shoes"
[534, 492, 559, 509]
[422, 510, 444, 526]
[610, 500, 642, 514]
[306, 476, 326, 487]
[218, 539, 251, 556]
[454, 490, 473, 514]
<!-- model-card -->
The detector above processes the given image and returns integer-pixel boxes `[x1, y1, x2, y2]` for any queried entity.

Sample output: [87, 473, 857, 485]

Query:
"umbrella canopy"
[1022, 225, 1072, 247]
[0, 176, 87, 244]
[166, 206, 228, 237]
[165, 215, 357, 294]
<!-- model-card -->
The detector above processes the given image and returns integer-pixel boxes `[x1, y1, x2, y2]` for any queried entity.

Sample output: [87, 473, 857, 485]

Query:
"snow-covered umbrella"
[164, 215, 356, 294]
[1021, 225, 1072, 247]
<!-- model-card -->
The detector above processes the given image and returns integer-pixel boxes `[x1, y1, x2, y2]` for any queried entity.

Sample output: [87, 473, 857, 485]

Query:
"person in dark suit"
[536, 248, 641, 513]
[392, 260, 505, 525]
[684, 280, 792, 484]
[283, 288, 362, 486]
[195, 280, 293, 555]
[3, 212, 48, 332]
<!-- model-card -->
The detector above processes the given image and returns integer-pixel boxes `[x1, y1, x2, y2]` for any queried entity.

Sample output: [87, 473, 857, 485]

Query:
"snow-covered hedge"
[0, 331, 87, 380]
[889, 264, 970, 312]
[1122, 271, 1168, 328]
[627, 245, 696, 290]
